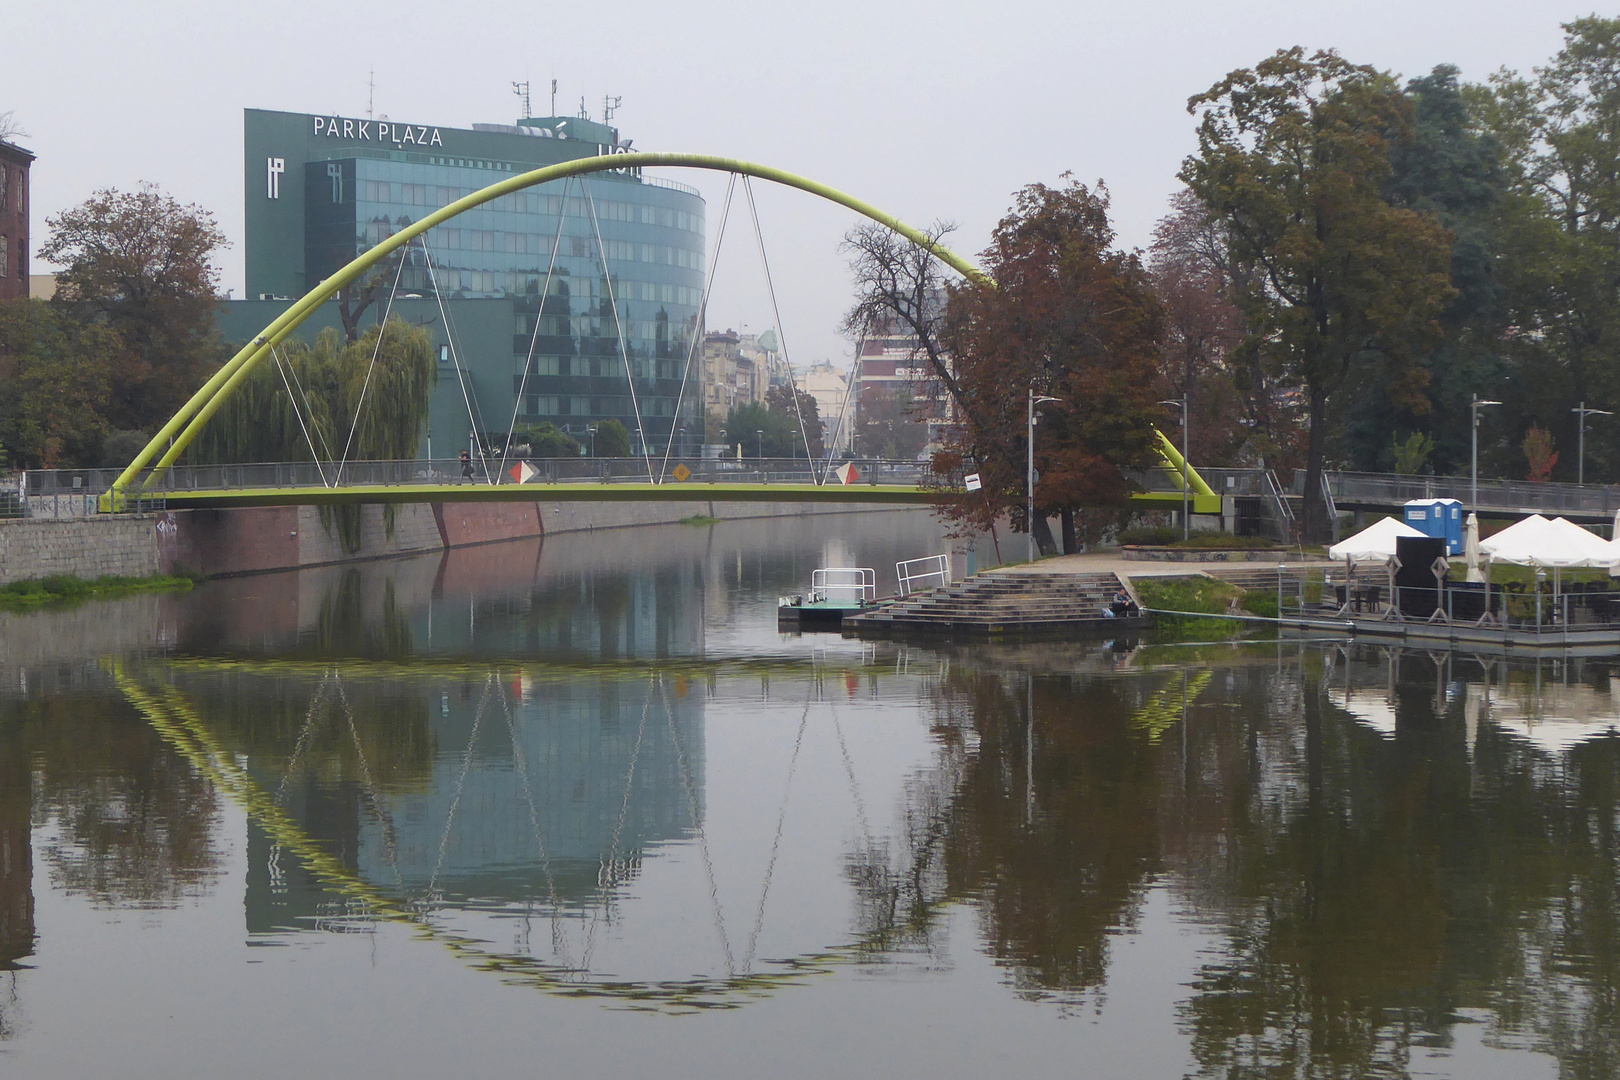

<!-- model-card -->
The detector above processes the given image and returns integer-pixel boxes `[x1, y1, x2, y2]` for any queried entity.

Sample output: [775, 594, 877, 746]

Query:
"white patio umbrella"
[1327, 516, 1426, 614]
[1465, 513, 1484, 583]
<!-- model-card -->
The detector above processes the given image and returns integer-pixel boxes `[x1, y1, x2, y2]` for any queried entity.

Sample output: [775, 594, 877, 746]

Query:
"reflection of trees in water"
[13, 692, 223, 908]
[1164, 654, 1620, 1079]
[862, 669, 1168, 1001]
[309, 571, 413, 657]
[872, 652, 1620, 1076]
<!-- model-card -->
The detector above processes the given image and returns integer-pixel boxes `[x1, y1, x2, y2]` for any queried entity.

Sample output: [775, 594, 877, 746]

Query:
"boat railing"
[896, 554, 951, 597]
[811, 567, 876, 604]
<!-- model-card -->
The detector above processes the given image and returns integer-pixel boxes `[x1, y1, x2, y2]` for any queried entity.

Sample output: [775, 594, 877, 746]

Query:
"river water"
[1, 510, 1617, 1078]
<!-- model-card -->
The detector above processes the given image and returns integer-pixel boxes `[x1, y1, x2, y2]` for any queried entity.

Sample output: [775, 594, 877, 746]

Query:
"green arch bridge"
[101, 153, 1216, 515]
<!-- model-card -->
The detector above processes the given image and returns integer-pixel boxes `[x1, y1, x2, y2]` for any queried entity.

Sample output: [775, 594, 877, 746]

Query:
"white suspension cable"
[659, 173, 737, 483]
[336, 240, 411, 483]
[271, 345, 332, 488]
[741, 177, 816, 471]
[582, 182, 656, 483]
[422, 240, 493, 484]
[278, 342, 338, 466]
[498, 178, 575, 483]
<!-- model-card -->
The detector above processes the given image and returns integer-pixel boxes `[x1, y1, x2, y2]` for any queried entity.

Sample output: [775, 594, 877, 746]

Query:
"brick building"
[0, 138, 32, 301]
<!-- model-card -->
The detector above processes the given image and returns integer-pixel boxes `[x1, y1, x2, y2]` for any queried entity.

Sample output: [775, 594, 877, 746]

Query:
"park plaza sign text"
[312, 114, 445, 148]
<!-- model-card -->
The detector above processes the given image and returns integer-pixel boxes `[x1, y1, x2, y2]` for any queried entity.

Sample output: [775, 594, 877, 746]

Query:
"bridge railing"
[29, 457, 931, 501]
[1314, 471, 1620, 518]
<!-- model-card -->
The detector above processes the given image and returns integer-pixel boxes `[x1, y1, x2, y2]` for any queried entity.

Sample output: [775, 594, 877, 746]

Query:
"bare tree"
[840, 220, 965, 410]
[0, 111, 25, 144]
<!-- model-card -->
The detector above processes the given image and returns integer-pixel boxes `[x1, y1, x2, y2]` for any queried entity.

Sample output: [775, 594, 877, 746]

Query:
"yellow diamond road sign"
[671, 464, 692, 482]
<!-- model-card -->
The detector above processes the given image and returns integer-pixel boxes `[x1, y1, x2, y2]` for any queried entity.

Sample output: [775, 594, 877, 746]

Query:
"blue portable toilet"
[1403, 498, 1464, 555]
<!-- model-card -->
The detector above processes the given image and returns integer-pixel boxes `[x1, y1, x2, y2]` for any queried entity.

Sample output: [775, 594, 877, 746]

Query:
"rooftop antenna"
[602, 95, 622, 123]
[578, 96, 589, 120]
[512, 80, 531, 119]
[550, 79, 558, 117]
[367, 69, 375, 119]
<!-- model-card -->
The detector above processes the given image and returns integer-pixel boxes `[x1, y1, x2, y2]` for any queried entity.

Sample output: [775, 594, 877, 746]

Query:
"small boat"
[778, 567, 877, 630]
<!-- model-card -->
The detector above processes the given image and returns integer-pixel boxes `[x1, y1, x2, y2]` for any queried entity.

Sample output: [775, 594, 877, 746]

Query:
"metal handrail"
[810, 567, 876, 604]
[896, 554, 951, 597]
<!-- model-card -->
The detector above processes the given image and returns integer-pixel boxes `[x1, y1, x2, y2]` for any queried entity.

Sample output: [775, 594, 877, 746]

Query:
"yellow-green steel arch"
[105, 153, 986, 507]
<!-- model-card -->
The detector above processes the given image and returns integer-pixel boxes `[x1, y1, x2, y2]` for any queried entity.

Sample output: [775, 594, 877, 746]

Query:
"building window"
[0, 167, 8, 210]
[0, 235, 8, 277]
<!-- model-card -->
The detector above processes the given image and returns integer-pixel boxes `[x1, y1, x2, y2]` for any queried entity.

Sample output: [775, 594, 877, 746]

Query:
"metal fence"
[1309, 470, 1620, 518]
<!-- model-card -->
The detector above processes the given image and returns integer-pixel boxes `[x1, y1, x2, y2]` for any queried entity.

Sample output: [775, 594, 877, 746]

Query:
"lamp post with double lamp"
[1027, 389, 1061, 564]
[1160, 394, 1190, 540]
[1471, 394, 1501, 509]
[1572, 402, 1613, 486]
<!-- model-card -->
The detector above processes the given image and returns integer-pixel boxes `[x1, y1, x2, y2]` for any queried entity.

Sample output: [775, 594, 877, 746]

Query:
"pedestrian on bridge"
[459, 449, 474, 483]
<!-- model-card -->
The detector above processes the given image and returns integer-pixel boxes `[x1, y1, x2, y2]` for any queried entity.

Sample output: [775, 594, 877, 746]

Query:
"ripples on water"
[0, 510, 1615, 1078]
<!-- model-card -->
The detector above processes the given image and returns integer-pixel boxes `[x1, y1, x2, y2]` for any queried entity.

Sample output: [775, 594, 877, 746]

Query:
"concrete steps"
[845, 571, 1143, 637]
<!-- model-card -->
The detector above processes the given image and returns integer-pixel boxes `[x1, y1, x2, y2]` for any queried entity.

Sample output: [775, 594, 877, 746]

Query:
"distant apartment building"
[853, 312, 952, 457]
[794, 361, 853, 454]
[701, 327, 779, 424]
[0, 138, 34, 301]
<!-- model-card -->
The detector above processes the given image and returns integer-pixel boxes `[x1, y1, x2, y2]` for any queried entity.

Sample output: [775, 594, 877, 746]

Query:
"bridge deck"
[106, 483, 1222, 511]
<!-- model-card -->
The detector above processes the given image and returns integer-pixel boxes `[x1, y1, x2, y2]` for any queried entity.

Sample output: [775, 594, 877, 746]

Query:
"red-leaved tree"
[932, 179, 1167, 553]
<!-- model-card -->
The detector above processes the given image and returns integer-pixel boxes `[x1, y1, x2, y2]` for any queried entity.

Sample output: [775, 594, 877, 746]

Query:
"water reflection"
[4, 515, 1620, 1073]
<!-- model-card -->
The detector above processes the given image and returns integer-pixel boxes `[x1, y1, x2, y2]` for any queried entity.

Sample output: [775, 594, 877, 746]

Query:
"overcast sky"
[4, 1, 1600, 369]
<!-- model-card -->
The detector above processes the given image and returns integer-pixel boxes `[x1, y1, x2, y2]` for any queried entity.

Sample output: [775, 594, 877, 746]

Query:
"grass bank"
[1132, 575, 1278, 641]
[0, 572, 199, 613]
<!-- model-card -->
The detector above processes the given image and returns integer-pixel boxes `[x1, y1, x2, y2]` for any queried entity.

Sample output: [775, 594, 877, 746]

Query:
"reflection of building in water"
[355, 677, 702, 898]
[241, 673, 702, 929]
[420, 554, 709, 660]
[0, 722, 32, 969]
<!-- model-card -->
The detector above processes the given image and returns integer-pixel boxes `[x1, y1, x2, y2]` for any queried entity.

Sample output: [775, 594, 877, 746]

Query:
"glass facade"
[242, 109, 708, 454]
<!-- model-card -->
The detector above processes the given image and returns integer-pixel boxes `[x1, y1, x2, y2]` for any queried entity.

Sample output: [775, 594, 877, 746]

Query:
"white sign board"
[964, 472, 982, 492]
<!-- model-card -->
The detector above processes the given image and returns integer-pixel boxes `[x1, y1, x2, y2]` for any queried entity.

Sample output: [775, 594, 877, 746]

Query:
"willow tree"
[193, 319, 434, 464]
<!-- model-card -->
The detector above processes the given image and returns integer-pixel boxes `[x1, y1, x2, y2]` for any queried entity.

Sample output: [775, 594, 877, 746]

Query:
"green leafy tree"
[1470, 18, 1620, 482]
[39, 185, 229, 433]
[0, 299, 119, 468]
[513, 422, 581, 458]
[192, 319, 433, 464]
[1342, 65, 1515, 474]
[1390, 431, 1435, 475]
[766, 382, 825, 459]
[1182, 48, 1456, 539]
[592, 418, 631, 457]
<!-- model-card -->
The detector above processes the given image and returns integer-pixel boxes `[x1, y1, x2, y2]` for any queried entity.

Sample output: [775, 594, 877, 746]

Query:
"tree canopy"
[1181, 48, 1456, 540]
[40, 185, 229, 435]
[934, 179, 1167, 552]
[192, 320, 434, 465]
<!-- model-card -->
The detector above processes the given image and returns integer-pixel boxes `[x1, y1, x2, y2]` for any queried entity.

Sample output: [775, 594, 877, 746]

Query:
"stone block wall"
[0, 516, 164, 585]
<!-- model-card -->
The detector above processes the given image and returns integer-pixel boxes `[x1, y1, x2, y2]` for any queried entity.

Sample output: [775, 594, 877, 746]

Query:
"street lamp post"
[1572, 401, 1613, 486]
[1471, 394, 1502, 509]
[1160, 395, 1190, 540]
[756, 428, 764, 460]
[1027, 388, 1061, 564]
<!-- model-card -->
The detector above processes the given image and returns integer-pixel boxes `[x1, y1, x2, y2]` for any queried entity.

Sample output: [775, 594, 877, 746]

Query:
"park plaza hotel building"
[221, 107, 709, 457]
